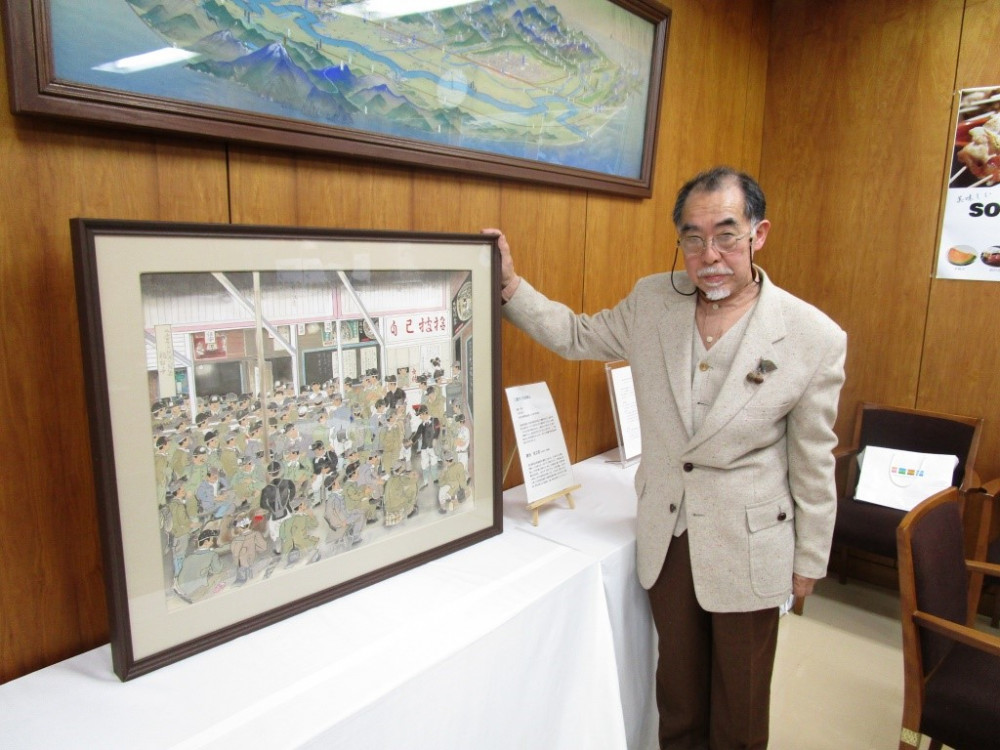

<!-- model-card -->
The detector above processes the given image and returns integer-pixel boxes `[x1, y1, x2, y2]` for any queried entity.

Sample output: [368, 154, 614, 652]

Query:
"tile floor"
[768, 577, 997, 750]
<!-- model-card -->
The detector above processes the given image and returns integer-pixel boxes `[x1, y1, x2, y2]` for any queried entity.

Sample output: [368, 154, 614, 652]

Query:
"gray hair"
[671, 166, 766, 227]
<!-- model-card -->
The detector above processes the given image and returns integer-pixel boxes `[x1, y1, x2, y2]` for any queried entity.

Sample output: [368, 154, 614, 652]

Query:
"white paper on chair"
[854, 446, 959, 511]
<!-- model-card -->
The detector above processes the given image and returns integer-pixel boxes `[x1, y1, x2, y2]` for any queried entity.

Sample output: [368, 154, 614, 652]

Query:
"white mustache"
[696, 264, 734, 278]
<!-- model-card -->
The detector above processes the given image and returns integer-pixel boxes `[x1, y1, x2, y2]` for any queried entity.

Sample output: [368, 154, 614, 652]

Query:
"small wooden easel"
[505, 382, 581, 528]
[527, 484, 581, 526]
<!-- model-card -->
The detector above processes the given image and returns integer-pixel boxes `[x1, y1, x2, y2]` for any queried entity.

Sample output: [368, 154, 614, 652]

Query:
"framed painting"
[70, 219, 502, 680]
[3, 1, 670, 197]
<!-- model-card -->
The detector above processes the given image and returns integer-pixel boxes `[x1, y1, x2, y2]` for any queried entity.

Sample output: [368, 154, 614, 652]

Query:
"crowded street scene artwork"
[146, 267, 477, 610]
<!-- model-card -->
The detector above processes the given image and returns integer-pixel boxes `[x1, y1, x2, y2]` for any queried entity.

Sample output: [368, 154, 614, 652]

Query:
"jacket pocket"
[746, 497, 795, 598]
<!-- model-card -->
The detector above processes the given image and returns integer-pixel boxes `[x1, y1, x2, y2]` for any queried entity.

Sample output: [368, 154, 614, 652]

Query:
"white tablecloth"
[1, 451, 655, 749]
[504, 450, 658, 750]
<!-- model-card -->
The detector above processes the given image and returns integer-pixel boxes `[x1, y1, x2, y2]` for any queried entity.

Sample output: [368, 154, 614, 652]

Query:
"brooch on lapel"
[746, 358, 777, 384]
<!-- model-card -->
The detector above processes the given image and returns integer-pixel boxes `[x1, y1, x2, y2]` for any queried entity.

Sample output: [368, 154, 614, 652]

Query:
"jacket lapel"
[685, 271, 786, 452]
[659, 283, 696, 440]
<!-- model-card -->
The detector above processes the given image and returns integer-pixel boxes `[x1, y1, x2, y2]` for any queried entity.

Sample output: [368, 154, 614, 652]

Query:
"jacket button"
[669, 504, 677, 513]
[683, 462, 694, 472]
[777, 512, 787, 521]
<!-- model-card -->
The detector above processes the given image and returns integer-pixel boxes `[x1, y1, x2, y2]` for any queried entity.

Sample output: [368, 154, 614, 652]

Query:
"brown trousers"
[647, 532, 779, 750]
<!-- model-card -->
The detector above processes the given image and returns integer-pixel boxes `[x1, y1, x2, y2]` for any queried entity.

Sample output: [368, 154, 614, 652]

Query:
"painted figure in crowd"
[437, 451, 469, 514]
[382, 461, 417, 526]
[174, 529, 224, 602]
[322, 472, 365, 546]
[279, 498, 320, 566]
[150, 365, 473, 606]
[229, 511, 267, 586]
[413, 404, 437, 488]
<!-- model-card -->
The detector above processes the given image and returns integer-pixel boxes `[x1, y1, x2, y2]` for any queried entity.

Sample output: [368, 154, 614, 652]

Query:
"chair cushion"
[835, 496, 905, 559]
[922, 641, 1000, 750]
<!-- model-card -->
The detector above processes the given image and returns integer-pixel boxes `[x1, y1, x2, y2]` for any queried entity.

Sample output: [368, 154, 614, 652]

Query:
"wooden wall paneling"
[740, 0, 773, 171]
[573, 0, 773, 460]
[575, 194, 662, 461]
[228, 149, 415, 231]
[954, 0, 1000, 80]
[919, 0, 1000, 482]
[920, 285, 1000, 479]
[760, 0, 965, 444]
[409, 172, 501, 234]
[0, 43, 230, 681]
[144, 140, 238, 221]
[657, 1, 768, 182]
[226, 150, 300, 225]
[495, 184, 588, 487]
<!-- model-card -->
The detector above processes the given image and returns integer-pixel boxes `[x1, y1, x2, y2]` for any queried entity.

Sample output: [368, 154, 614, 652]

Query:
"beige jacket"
[503, 269, 846, 612]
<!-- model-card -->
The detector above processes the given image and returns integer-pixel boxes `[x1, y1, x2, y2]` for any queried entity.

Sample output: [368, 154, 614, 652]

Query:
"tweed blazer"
[503, 269, 846, 612]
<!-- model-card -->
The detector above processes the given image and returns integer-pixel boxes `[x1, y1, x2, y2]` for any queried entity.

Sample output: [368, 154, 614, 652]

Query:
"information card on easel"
[606, 360, 642, 467]
[505, 382, 581, 526]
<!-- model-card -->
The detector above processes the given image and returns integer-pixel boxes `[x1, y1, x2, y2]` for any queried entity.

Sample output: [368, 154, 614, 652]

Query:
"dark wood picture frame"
[4, 1, 670, 197]
[71, 219, 502, 680]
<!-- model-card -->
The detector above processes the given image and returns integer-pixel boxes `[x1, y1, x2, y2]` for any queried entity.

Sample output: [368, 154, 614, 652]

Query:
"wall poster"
[935, 86, 1000, 280]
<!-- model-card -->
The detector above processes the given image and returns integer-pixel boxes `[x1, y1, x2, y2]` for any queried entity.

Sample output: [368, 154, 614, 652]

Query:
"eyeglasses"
[677, 230, 752, 257]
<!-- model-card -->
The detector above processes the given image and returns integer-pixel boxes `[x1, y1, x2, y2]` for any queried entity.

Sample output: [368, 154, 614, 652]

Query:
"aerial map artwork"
[49, 0, 657, 178]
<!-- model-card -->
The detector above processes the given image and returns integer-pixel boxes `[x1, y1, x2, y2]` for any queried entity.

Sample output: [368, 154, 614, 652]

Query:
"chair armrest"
[912, 610, 1000, 658]
[959, 469, 982, 492]
[980, 477, 1000, 495]
[967, 560, 1000, 577]
[834, 447, 860, 501]
[834, 446, 859, 462]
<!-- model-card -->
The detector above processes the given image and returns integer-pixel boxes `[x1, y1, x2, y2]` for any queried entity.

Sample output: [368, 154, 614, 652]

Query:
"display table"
[0, 451, 655, 750]
[503, 450, 658, 750]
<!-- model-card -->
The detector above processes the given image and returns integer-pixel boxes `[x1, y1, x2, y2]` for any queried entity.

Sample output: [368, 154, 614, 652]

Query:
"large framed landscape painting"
[71, 219, 502, 679]
[3, 1, 670, 196]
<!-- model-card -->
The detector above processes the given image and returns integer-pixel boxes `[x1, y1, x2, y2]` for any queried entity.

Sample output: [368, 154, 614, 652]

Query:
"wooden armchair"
[896, 485, 1000, 750]
[794, 403, 982, 616]
[832, 402, 982, 582]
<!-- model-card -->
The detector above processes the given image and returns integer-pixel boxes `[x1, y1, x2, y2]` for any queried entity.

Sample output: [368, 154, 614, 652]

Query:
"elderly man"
[487, 166, 846, 750]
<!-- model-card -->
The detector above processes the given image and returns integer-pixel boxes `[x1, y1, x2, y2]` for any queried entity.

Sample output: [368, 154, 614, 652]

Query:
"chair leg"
[792, 595, 804, 616]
